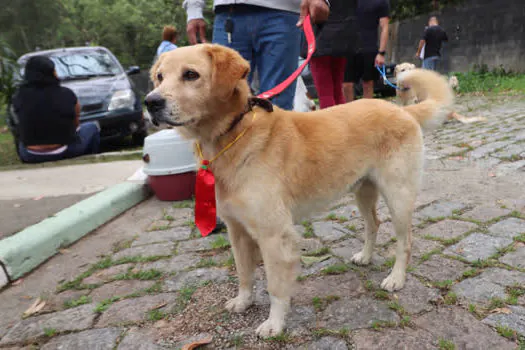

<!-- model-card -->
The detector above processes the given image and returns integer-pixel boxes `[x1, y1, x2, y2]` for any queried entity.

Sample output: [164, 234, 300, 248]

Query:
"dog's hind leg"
[351, 179, 380, 265]
[255, 223, 301, 337]
[224, 218, 261, 313]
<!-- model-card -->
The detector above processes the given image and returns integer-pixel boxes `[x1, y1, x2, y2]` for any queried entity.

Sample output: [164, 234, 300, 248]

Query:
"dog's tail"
[398, 68, 454, 131]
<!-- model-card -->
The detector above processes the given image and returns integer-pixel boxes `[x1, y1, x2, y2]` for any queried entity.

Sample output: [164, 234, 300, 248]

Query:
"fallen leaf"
[488, 172, 496, 177]
[12, 279, 23, 286]
[23, 298, 46, 318]
[151, 302, 167, 310]
[491, 307, 512, 314]
[33, 195, 44, 201]
[300, 254, 331, 267]
[181, 336, 213, 350]
[58, 249, 70, 254]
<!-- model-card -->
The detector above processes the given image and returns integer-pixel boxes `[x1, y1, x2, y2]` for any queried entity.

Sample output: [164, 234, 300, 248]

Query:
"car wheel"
[132, 130, 148, 146]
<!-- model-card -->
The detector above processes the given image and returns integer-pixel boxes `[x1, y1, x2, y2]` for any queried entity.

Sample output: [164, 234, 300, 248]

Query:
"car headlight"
[108, 89, 136, 111]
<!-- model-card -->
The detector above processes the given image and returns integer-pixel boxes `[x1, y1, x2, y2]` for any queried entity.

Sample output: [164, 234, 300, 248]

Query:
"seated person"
[13, 56, 100, 163]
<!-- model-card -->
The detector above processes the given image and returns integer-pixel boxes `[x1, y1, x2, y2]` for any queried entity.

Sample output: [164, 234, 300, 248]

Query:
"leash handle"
[376, 65, 404, 91]
[257, 14, 316, 99]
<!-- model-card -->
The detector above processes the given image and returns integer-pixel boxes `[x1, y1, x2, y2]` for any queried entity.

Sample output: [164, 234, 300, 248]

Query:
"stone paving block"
[298, 336, 348, 350]
[413, 255, 469, 282]
[300, 257, 343, 277]
[177, 234, 229, 253]
[137, 253, 201, 274]
[113, 243, 175, 260]
[131, 227, 192, 247]
[286, 305, 317, 337]
[96, 294, 178, 327]
[392, 275, 440, 314]
[419, 220, 477, 240]
[43, 290, 90, 312]
[415, 307, 515, 350]
[499, 245, 525, 269]
[90, 280, 156, 302]
[295, 224, 306, 236]
[374, 221, 396, 245]
[331, 204, 360, 220]
[353, 328, 436, 350]
[117, 327, 163, 350]
[147, 220, 172, 231]
[491, 142, 525, 159]
[444, 232, 513, 262]
[416, 201, 466, 219]
[313, 222, 348, 242]
[319, 297, 399, 330]
[295, 273, 364, 304]
[83, 264, 134, 285]
[483, 305, 525, 336]
[488, 217, 525, 239]
[163, 268, 230, 292]
[494, 160, 525, 177]
[0, 304, 96, 345]
[453, 268, 525, 304]
[461, 206, 511, 222]
[469, 141, 511, 159]
[299, 238, 324, 255]
[41, 327, 122, 350]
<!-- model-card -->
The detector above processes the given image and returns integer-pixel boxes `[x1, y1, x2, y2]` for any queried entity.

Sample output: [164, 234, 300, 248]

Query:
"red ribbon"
[194, 15, 316, 237]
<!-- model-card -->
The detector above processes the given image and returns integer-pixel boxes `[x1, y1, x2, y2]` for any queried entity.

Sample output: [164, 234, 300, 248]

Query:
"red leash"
[195, 15, 316, 237]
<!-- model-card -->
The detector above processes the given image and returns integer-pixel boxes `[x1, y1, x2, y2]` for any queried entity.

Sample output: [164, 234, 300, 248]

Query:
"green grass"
[196, 257, 217, 268]
[514, 233, 525, 243]
[432, 280, 454, 290]
[496, 325, 516, 340]
[420, 248, 442, 262]
[172, 285, 197, 313]
[172, 200, 194, 209]
[461, 268, 481, 279]
[263, 333, 292, 343]
[487, 297, 506, 310]
[374, 290, 390, 300]
[444, 292, 458, 305]
[346, 224, 357, 232]
[94, 296, 121, 313]
[304, 247, 330, 257]
[454, 69, 525, 94]
[302, 221, 315, 238]
[371, 320, 397, 330]
[113, 269, 163, 281]
[63, 295, 92, 309]
[147, 309, 166, 321]
[211, 235, 231, 249]
[312, 295, 340, 312]
[321, 263, 349, 275]
[43, 328, 58, 337]
[438, 338, 456, 350]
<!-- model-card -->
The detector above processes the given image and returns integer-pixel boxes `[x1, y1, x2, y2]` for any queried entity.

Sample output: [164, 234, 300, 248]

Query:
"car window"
[19, 50, 122, 80]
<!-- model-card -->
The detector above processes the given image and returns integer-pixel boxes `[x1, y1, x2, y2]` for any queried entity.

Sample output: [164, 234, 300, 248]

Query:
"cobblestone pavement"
[0, 95, 524, 349]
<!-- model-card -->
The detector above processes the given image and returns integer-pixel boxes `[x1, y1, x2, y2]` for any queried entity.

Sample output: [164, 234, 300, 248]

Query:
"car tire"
[132, 130, 148, 146]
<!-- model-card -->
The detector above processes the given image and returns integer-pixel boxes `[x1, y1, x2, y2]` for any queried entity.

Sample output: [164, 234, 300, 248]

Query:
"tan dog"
[145, 45, 454, 337]
[395, 62, 486, 124]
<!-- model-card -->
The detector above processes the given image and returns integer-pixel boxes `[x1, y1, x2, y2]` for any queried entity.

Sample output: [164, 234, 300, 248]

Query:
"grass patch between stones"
[321, 263, 350, 275]
[63, 295, 92, 309]
[302, 221, 315, 238]
[211, 235, 231, 249]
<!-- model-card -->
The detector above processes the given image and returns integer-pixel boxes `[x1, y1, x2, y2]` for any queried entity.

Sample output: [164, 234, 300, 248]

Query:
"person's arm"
[416, 39, 425, 58]
[375, 17, 389, 66]
[183, 0, 207, 45]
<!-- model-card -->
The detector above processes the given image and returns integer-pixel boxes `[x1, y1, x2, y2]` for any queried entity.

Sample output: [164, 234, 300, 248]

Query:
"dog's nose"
[144, 92, 166, 112]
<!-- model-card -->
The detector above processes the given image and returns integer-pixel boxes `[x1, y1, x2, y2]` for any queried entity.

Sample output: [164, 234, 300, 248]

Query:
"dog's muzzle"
[144, 92, 166, 126]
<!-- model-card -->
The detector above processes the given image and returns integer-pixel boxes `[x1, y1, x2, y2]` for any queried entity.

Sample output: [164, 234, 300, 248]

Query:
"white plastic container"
[142, 129, 197, 201]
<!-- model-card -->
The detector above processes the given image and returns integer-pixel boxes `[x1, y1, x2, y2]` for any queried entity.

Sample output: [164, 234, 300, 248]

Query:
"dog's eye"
[182, 70, 200, 81]
[157, 73, 163, 82]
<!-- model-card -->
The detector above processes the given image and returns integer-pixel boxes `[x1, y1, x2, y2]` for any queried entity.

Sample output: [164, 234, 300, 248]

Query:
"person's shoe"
[211, 217, 227, 234]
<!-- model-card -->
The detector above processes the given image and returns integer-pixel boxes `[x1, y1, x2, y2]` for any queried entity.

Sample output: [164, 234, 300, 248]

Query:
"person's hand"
[375, 54, 385, 67]
[415, 53, 420, 59]
[187, 19, 207, 45]
[297, 0, 330, 27]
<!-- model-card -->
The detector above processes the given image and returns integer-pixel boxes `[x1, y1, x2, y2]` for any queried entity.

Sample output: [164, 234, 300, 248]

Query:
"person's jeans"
[18, 122, 101, 163]
[422, 56, 440, 71]
[213, 8, 301, 110]
[310, 56, 347, 109]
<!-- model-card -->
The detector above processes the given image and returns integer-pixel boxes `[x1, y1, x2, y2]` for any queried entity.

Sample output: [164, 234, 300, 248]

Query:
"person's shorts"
[344, 52, 378, 84]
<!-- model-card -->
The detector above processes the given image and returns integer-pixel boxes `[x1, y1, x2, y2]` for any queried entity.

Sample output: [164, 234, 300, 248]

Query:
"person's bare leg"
[343, 82, 355, 102]
[362, 80, 374, 99]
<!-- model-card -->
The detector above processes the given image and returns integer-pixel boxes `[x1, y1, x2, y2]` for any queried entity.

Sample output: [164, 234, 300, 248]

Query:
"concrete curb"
[0, 182, 152, 283]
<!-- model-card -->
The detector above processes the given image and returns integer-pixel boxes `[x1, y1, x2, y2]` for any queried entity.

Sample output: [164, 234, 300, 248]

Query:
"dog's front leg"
[224, 218, 260, 313]
[255, 226, 300, 337]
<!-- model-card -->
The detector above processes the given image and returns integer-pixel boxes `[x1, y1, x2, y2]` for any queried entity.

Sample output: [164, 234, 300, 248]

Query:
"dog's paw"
[380, 272, 406, 292]
[225, 295, 253, 313]
[256, 318, 284, 338]
[350, 251, 371, 265]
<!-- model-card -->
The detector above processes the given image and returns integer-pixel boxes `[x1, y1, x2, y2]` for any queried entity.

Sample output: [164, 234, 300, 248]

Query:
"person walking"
[343, 0, 390, 102]
[182, 0, 330, 111]
[305, 0, 359, 109]
[416, 16, 448, 71]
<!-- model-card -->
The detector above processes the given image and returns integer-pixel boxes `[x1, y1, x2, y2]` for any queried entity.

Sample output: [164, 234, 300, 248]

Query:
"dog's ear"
[205, 44, 250, 99]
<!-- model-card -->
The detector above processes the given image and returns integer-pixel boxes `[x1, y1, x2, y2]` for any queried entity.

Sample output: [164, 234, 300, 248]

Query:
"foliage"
[453, 65, 525, 94]
[0, 37, 18, 106]
[390, 0, 466, 20]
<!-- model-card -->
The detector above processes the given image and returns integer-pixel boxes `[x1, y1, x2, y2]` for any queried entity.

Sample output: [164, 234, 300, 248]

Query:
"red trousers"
[309, 56, 347, 109]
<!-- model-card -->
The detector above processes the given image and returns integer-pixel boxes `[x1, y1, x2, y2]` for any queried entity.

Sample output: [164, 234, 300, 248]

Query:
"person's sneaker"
[211, 217, 227, 234]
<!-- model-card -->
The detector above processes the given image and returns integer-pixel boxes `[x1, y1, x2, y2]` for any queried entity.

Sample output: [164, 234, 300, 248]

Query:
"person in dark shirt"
[13, 56, 100, 163]
[416, 16, 448, 71]
[343, 0, 390, 101]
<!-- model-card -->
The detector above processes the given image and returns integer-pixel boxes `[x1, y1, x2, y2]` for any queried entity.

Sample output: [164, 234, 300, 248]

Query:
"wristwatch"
[378, 51, 386, 56]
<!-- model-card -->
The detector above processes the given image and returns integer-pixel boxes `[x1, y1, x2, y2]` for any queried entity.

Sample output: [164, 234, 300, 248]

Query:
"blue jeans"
[213, 9, 301, 110]
[422, 56, 440, 71]
[19, 122, 101, 163]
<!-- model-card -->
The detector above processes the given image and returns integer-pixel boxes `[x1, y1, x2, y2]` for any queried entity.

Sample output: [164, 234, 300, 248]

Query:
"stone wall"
[390, 0, 525, 73]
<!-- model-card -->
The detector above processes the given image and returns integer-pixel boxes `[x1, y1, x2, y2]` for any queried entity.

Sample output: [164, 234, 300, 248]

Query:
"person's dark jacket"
[301, 0, 361, 58]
